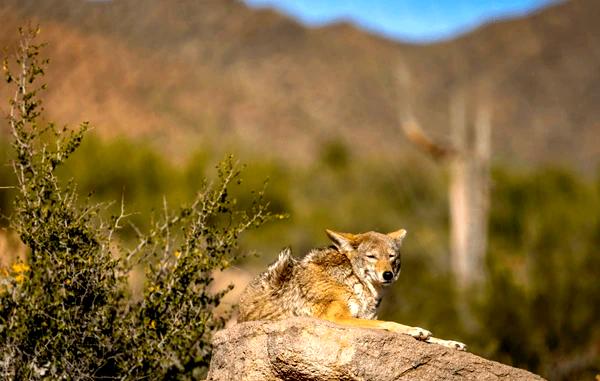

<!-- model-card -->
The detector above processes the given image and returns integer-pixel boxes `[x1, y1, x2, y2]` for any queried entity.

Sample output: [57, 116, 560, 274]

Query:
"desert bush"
[479, 167, 600, 380]
[0, 26, 277, 380]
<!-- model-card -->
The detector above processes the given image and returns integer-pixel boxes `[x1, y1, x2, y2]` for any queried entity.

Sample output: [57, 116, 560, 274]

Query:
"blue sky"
[244, 0, 556, 43]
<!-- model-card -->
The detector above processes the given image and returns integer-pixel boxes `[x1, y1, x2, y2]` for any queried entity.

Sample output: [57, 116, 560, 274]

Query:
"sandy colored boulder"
[207, 317, 545, 381]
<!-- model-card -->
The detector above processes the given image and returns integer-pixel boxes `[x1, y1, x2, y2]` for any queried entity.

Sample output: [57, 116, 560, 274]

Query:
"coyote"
[238, 229, 466, 350]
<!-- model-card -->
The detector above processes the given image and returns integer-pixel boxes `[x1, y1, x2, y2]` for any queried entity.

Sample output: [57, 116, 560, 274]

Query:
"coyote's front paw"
[407, 326, 432, 340]
[442, 339, 467, 351]
[426, 337, 467, 351]
[380, 322, 431, 340]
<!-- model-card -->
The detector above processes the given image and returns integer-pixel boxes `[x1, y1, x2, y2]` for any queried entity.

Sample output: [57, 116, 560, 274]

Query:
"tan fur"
[238, 229, 466, 350]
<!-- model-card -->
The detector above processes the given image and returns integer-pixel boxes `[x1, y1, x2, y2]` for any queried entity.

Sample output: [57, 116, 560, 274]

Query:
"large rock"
[207, 317, 545, 381]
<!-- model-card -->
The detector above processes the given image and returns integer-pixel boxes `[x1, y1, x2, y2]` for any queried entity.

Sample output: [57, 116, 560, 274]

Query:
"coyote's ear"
[388, 229, 407, 245]
[326, 229, 356, 252]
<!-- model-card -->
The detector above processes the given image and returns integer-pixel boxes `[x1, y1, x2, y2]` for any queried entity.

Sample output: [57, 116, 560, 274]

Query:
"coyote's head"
[326, 229, 406, 287]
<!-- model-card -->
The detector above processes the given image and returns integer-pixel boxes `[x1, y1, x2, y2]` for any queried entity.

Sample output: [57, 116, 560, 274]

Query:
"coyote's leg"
[426, 336, 467, 351]
[319, 301, 431, 340]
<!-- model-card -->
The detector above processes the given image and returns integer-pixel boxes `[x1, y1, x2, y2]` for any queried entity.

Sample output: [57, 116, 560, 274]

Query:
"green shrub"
[479, 167, 600, 380]
[0, 26, 277, 380]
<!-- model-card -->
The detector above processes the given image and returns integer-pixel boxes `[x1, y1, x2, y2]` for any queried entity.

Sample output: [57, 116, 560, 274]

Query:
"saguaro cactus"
[399, 82, 491, 290]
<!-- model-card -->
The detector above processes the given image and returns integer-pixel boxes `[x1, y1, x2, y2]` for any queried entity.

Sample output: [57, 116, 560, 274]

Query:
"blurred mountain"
[0, 0, 598, 171]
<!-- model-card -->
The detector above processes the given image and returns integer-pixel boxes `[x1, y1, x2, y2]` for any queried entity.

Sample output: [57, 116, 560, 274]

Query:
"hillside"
[0, 0, 598, 171]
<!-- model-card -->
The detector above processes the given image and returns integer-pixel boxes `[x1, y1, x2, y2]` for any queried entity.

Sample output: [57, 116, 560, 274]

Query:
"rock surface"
[207, 317, 545, 381]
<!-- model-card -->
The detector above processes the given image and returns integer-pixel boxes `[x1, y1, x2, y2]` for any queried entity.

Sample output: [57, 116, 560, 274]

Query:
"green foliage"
[0, 26, 276, 380]
[56, 136, 190, 236]
[480, 167, 600, 380]
[320, 139, 350, 170]
[113, 157, 274, 379]
[1, 26, 124, 379]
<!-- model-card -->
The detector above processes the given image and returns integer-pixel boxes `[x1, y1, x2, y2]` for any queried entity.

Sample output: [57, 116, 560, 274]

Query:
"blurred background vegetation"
[1, 0, 599, 380]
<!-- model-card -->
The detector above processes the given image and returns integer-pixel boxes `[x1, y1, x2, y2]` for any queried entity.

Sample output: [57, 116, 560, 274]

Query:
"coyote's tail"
[263, 247, 297, 287]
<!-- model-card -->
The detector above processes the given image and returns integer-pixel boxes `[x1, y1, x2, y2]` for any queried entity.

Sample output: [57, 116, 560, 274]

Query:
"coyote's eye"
[389, 255, 395, 259]
[367, 254, 377, 259]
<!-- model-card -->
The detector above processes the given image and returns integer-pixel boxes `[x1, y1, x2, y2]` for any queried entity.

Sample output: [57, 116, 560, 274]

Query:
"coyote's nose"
[382, 271, 394, 281]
